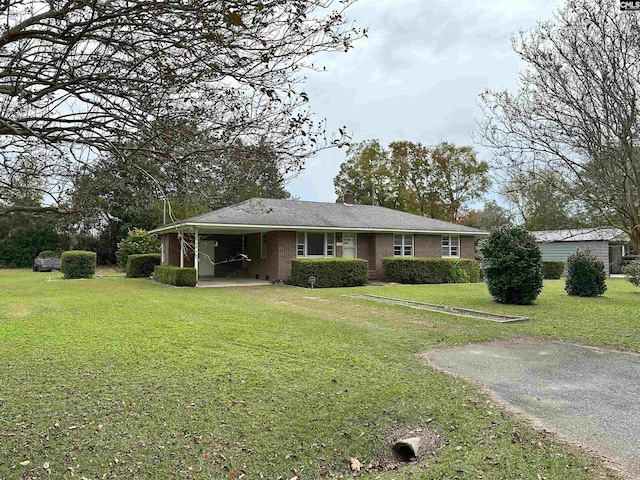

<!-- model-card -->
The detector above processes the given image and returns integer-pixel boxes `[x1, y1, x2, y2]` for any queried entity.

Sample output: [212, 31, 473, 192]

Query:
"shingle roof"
[154, 198, 485, 235]
[531, 228, 628, 243]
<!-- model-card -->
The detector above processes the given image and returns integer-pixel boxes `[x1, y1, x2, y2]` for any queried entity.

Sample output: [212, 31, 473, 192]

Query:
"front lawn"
[0, 270, 627, 479]
[350, 278, 640, 352]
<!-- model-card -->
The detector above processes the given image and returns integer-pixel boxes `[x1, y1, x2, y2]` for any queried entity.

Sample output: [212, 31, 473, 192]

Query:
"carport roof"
[531, 228, 629, 243]
[150, 198, 486, 235]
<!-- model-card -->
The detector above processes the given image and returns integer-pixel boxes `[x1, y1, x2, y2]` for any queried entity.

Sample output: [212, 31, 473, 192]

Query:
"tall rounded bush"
[61, 250, 97, 279]
[479, 225, 543, 305]
[116, 228, 160, 268]
[622, 259, 640, 287]
[565, 249, 606, 297]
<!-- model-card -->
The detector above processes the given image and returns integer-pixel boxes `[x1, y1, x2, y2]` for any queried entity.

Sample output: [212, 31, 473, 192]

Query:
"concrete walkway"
[197, 278, 272, 288]
[426, 339, 640, 479]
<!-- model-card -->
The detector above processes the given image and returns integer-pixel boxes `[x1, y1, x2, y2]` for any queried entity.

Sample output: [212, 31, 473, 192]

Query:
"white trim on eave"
[150, 222, 487, 236]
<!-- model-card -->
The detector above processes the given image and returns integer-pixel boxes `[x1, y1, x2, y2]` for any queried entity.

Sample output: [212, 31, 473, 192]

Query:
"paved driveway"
[426, 339, 640, 479]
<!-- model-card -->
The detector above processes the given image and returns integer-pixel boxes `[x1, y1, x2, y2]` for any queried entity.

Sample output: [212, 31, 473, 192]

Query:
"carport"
[152, 226, 266, 285]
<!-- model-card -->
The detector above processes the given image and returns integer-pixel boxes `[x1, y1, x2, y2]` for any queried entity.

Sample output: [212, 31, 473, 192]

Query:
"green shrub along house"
[150, 196, 486, 285]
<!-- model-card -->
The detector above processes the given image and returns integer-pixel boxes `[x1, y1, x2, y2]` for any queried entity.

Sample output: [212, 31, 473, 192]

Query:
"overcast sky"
[287, 0, 563, 204]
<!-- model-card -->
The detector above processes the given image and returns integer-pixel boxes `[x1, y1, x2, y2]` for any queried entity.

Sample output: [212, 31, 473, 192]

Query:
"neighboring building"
[531, 228, 636, 275]
[150, 197, 486, 283]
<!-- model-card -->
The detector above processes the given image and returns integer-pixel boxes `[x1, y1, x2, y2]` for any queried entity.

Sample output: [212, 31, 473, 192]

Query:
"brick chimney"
[343, 191, 355, 205]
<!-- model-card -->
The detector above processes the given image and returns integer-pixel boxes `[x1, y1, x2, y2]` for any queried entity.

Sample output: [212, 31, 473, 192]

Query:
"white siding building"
[531, 228, 631, 276]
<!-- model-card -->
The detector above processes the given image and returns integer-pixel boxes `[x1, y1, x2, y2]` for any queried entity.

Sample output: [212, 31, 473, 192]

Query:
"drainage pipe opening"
[391, 437, 421, 462]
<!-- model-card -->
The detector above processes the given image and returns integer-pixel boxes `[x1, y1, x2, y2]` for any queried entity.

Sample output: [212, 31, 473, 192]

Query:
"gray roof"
[531, 228, 629, 243]
[152, 198, 486, 235]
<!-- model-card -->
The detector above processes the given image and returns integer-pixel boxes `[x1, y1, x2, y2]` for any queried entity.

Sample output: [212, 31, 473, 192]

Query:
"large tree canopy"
[0, 0, 363, 214]
[502, 170, 588, 231]
[334, 139, 489, 222]
[479, 0, 640, 249]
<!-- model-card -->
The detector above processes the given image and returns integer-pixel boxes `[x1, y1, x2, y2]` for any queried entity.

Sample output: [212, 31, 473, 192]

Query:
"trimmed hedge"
[291, 258, 368, 288]
[60, 250, 97, 279]
[38, 250, 57, 259]
[126, 253, 161, 278]
[542, 261, 564, 279]
[565, 249, 606, 297]
[153, 265, 197, 287]
[383, 257, 481, 284]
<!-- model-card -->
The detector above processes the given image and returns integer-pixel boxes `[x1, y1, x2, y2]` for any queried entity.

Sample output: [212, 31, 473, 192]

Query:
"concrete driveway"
[426, 339, 640, 479]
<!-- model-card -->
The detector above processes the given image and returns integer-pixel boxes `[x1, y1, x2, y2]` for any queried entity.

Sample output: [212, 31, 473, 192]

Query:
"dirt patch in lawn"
[4, 303, 30, 318]
[354, 425, 446, 475]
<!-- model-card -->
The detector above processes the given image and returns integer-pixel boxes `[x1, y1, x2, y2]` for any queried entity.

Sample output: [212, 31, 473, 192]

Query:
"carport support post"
[195, 229, 199, 285]
[180, 233, 185, 268]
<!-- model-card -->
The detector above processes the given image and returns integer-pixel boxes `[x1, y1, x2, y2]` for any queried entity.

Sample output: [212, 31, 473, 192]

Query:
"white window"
[261, 233, 267, 259]
[296, 232, 335, 258]
[393, 234, 414, 257]
[441, 235, 460, 257]
[326, 233, 335, 257]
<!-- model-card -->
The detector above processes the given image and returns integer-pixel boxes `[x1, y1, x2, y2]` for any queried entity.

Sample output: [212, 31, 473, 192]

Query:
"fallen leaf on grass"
[350, 457, 362, 472]
[19, 460, 30, 466]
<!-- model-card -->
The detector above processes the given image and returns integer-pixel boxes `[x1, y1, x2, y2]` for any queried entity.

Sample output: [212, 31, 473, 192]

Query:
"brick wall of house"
[374, 233, 394, 280]
[164, 233, 194, 267]
[356, 233, 376, 278]
[275, 231, 297, 280]
[461, 235, 475, 259]
[414, 234, 476, 259]
[414, 234, 441, 257]
[247, 231, 297, 281]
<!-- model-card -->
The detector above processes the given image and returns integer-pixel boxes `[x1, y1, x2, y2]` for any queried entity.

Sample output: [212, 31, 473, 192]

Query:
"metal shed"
[531, 228, 630, 276]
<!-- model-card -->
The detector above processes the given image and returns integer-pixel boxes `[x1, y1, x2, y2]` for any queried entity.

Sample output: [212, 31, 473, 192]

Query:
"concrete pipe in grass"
[391, 436, 421, 462]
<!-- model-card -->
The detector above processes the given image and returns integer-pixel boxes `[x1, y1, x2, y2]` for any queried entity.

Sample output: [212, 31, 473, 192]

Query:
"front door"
[342, 234, 357, 258]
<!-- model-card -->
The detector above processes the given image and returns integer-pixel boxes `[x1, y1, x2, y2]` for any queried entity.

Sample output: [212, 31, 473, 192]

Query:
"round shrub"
[116, 228, 160, 268]
[37, 250, 57, 259]
[479, 225, 543, 305]
[542, 261, 564, 279]
[565, 249, 606, 297]
[622, 259, 640, 287]
[61, 250, 97, 279]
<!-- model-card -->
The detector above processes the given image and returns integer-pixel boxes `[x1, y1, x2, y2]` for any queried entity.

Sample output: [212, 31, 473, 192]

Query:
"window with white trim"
[260, 233, 267, 259]
[441, 235, 460, 257]
[393, 234, 414, 257]
[326, 233, 335, 256]
[296, 232, 335, 258]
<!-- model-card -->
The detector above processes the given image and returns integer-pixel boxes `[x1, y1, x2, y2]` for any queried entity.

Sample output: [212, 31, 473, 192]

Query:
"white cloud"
[288, 0, 561, 202]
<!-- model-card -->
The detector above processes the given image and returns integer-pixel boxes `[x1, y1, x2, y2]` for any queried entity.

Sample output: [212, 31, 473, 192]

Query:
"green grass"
[0, 270, 628, 479]
[350, 278, 640, 352]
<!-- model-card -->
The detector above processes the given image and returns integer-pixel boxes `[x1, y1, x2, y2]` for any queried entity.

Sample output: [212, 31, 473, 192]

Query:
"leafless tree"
[0, 0, 363, 214]
[478, 0, 640, 249]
